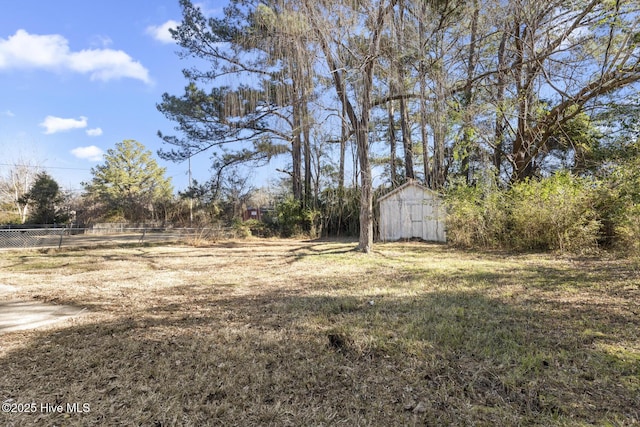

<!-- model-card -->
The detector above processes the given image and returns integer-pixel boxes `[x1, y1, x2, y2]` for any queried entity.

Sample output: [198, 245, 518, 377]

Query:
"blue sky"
[0, 0, 251, 194]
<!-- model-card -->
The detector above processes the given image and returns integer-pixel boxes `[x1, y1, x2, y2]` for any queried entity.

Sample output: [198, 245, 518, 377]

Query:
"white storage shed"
[378, 180, 446, 242]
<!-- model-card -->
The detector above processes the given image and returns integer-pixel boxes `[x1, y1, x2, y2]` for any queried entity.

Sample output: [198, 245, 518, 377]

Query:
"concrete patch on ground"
[0, 300, 86, 334]
[0, 284, 18, 293]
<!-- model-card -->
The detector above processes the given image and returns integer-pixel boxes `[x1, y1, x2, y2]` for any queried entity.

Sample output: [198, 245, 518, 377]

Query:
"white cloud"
[86, 127, 103, 137]
[0, 29, 151, 84]
[68, 49, 151, 83]
[40, 115, 87, 134]
[90, 35, 113, 48]
[146, 20, 179, 44]
[71, 145, 104, 161]
[1, 110, 14, 117]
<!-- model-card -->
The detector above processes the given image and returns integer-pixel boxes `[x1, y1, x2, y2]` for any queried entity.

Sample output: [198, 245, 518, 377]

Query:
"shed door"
[423, 199, 445, 242]
[409, 203, 423, 238]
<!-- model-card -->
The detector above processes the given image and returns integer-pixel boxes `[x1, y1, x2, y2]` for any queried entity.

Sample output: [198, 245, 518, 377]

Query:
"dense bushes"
[272, 197, 321, 238]
[445, 183, 509, 249]
[445, 172, 632, 254]
[595, 156, 640, 254]
[318, 187, 360, 237]
[508, 173, 600, 252]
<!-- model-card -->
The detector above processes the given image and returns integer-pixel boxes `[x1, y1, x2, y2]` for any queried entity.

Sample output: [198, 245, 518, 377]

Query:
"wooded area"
[157, 0, 640, 252]
[1, 0, 638, 253]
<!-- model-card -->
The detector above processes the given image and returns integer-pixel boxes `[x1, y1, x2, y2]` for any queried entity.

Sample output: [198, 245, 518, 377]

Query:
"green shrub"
[612, 205, 640, 254]
[0, 209, 22, 225]
[446, 172, 601, 253]
[243, 219, 275, 238]
[508, 173, 600, 253]
[445, 182, 508, 249]
[596, 157, 640, 254]
[101, 209, 127, 223]
[274, 197, 320, 238]
[231, 218, 252, 238]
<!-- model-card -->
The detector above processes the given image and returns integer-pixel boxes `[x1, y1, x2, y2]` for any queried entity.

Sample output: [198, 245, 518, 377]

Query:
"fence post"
[139, 228, 146, 243]
[58, 228, 65, 249]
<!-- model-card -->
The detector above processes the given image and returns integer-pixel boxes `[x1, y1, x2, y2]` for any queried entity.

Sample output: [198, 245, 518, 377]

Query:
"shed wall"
[379, 186, 446, 242]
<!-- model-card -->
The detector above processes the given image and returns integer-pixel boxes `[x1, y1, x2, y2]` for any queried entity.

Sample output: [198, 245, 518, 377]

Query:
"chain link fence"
[0, 228, 67, 249]
[0, 226, 236, 250]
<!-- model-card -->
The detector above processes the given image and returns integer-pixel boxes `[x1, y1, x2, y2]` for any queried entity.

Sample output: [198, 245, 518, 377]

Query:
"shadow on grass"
[1, 278, 638, 426]
[287, 242, 360, 262]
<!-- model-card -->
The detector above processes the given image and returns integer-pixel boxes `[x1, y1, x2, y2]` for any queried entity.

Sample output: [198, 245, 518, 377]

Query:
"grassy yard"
[0, 239, 639, 426]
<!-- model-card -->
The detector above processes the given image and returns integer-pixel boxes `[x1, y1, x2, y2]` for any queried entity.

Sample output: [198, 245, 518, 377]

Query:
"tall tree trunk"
[493, 29, 509, 175]
[432, 66, 447, 186]
[356, 117, 373, 253]
[355, 59, 374, 252]
[306, 0, 396, 253]
[399, 94, 414, 180]
[420, 82, 431, 187]
[388, 101, 397, 186]
[428, 31, 449, 188]
[511, 20, 534, 182]
[302, 99, 312, 209]
[460, 0, 479, 185]
[297, 41, 313, 209]
[395, 2, 414, 180]
[339, 104, 347, 192]
[432, 101, 446, 188]
[291, 100, 303, 201]
[418, 4, 431, 187]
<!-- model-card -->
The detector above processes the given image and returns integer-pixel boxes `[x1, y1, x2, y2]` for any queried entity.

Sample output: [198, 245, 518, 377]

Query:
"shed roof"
[377, 180, 442, 203]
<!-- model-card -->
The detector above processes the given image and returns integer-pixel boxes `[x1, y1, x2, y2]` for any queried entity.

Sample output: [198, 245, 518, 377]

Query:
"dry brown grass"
[1, 239, 639, 426]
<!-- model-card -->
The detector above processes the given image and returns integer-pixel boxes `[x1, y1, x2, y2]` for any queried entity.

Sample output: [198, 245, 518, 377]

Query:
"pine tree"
[83, 140, 173, 222]
[20, 172, 67, 224]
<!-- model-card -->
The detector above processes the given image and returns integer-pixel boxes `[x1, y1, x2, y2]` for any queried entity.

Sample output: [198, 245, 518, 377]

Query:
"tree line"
[0, 141, 174, 226]
[157, 0, 640, 252]
[1, 0, 638, 252]
[0, 140, 276, 229]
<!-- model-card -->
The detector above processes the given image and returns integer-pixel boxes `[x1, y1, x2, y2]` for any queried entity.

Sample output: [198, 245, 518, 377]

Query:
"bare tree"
[0, 159, 41, 223]
[302, 0, 397, 252]
[498, 0, 640, 181]
[393, 0, 415, 180]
